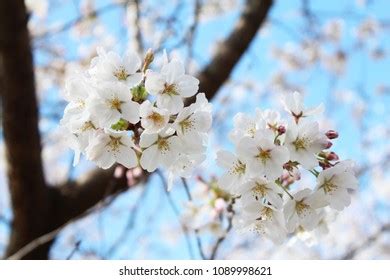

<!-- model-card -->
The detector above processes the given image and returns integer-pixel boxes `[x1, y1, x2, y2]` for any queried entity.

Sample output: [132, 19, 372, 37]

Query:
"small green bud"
[132, 85, 148, 102]
[111, 118, 129, 131]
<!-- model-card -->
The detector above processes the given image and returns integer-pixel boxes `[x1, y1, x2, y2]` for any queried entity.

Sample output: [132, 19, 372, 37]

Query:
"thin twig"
[185, 0, 202, 67]
[209, 199, 235, 260]
[133, 0, 144, 55]
[180, 178, 207, 260]
[66, 240, 81, 260]
[105, 184, 149, 258]
[34, 1, 128, 39]
[156, 170, 197, 259]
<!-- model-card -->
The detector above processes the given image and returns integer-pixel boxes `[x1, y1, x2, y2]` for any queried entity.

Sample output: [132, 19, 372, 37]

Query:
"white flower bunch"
[60, 48, 212, 189]
[216, 91, 358, 244]
[181, 179, 231, 238]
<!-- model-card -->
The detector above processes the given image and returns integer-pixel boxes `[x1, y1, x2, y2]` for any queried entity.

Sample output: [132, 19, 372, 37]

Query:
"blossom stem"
[276, 179, 294, 199]
[309, 169, 319, 177]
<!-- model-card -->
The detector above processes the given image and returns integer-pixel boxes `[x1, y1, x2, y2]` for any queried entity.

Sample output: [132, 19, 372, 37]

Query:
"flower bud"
[319, 161, 331, 170]
[277, 125, 286, 135]
[324, 141, 333, 149]
[142, 48, 154, 73]
[114, 166, 125, 178]
[326, 151, 339, 161]
[326, 130, 339, 139]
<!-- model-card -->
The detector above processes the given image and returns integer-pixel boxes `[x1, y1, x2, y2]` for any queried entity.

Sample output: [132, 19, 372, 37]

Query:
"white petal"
[139, 132, 158, 148]
[140, 145, 159, 172]
[121, 101, 140, 124]
[117, 146, 138, 168]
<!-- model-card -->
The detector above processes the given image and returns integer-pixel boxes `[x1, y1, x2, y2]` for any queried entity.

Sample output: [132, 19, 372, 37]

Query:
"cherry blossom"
[86, 130, 138, 169]
[145, 59, 199, 114]
[237, 129, 289, 180]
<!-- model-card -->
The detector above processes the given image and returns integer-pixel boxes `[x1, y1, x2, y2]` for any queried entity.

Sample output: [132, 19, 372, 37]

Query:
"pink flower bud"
[114, 166, 125, 178]
[319, 161, 331, 170]
[126, 169, 135, 186]
[324, 141, 333, 149]
[326, 130, 339, 139]
[327, 152, 339, 161]
[278, 125, 286, 135]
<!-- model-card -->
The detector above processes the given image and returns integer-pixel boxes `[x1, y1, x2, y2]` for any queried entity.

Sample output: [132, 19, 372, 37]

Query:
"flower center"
[109, 97, 124, 112]
[252, 182, 268, 200]
[157, 137, 170, 152]
[113, 67, 129, 81]
[77, 99, 85, 109]
[296, 200, 310, 217]
[107, 136, 124, 152]
[321, 178, 338, 194]
[247, 125, 256, 137]
[148, 112, 165, 126]
[256, 148, 271, 163]
[80, 121, 96, 132]
[179, 118, 194, 134]
[162, 83, 179, 96]
[230, 160, 246, 176]
[292, 137, 309, 150]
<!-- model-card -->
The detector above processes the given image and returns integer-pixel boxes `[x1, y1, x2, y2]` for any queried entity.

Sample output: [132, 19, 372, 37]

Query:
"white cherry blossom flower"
[61, 76, 92, 128]
[229, 110, 265, 144]
[261, 109, 284, 131]
[139, 100, 169, 134]
[284, 120, 328, 169]
[88, 82, 140, 127]
[236, 201, 286, 244]
[167, 153, 206, 190]
[284, 188, 321, 233]
[89, 48, 142, 87]
[172, 93, 212, 138]
[237, 177, 284, 209]
[237, 129, 289, 180]
[313, 160, 358, 210]
[85, 130, 138, 169]
[216, 150, 249, 193]
[139, 129, 181, 172]
[282, 91, 324, 121]
[145, 59, 199, 114]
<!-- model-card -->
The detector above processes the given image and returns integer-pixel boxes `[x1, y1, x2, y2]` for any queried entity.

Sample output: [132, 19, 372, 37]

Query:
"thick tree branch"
[186, 0, 274, 105]
[0, 0, 49, 258]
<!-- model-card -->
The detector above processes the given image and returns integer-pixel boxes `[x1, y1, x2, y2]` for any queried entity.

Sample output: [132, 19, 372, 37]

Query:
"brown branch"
[54, 166, 148, 226]
[133, 0, 144, 55]
[0, 0, 50, 259]
[186, 0, 274, 105]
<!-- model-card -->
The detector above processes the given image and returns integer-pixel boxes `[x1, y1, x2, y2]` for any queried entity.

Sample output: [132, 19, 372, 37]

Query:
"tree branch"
[186, 0, 274, 105]
[0, 0, 49, 259]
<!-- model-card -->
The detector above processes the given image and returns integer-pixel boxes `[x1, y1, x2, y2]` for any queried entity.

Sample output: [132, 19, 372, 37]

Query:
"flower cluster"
[216, 91, 358, 243]
[61, 48, 212, 189]
[181, 177, 231, 238]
